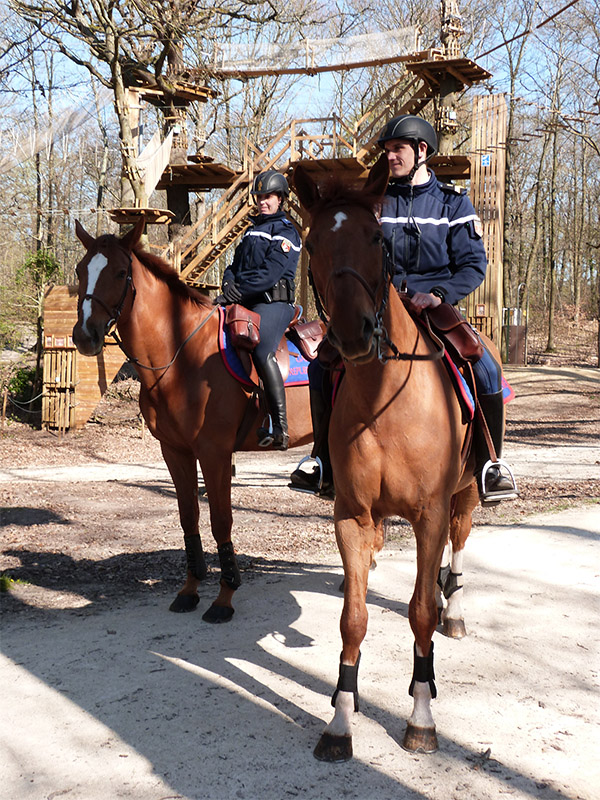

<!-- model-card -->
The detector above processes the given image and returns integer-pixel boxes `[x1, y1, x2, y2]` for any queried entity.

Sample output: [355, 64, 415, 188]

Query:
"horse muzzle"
[72, 320, 105, 356]
[327, 313, 377, 364]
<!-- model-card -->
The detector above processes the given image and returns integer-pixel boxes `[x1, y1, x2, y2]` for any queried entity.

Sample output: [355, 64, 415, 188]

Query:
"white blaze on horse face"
[81, 253, 108, 335]
[331, 211, 348, 233]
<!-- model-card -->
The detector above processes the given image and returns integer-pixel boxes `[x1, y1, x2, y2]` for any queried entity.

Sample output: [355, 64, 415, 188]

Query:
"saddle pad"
[218, 307, 309, 388]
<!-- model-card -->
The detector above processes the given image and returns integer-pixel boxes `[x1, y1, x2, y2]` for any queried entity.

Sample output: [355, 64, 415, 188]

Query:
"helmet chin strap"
[397, 141, 423, 184]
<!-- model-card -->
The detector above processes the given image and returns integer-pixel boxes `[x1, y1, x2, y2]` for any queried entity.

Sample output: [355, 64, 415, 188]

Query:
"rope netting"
[213, 26, 421, 75]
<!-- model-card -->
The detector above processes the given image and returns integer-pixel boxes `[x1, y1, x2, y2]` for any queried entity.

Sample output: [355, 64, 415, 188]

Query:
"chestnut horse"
[72, 219, 312, 622]
[293, 160, 480, 761]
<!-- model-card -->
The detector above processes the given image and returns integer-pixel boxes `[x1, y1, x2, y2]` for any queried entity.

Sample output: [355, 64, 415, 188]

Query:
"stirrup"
[288, 455, 323, 494]
[480, 459, 519, 505]
[257, 415, 274, 448]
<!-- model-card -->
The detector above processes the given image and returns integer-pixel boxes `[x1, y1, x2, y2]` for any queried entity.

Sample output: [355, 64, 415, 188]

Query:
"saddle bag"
[426, 303, 484, 366]
[225, 303, 261, 351]
[286, 319, 325, 361]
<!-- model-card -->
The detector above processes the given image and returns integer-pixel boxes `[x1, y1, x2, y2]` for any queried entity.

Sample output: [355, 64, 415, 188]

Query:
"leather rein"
[81, 248, 217, 374]
[308, 224, 445, 364]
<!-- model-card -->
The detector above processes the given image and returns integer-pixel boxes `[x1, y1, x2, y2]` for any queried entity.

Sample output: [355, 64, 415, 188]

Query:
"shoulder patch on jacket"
[439, 181, 467, 196]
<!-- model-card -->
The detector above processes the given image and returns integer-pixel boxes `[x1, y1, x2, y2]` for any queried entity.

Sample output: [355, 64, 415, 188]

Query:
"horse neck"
[118, 254, 211, 370]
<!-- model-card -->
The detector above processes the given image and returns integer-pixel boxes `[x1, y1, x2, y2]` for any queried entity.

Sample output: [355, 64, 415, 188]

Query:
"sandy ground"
[1, 505, 599, 800]
[1, 365, 599, 800]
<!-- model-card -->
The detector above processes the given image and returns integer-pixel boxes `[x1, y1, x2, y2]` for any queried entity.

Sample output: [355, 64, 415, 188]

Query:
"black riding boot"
[289, 388, 334, 499]
[474, 390, 518, 505]
[255, 352, 289, 450]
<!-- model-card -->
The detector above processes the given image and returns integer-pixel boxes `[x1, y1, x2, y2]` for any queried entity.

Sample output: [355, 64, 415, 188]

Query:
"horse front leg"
[159, 442, 207, 614]
[440, 481, 479, 639]
[314, 515, 375, 763]
[403, 515, 448, 754]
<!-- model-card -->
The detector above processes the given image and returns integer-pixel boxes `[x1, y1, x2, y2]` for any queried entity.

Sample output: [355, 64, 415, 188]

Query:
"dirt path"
[0, 366, 599, 799]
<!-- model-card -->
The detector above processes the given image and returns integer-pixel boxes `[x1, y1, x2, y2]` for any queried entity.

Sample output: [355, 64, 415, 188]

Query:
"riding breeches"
[247, 300, 295, 369]
[472, 340, 502, 395]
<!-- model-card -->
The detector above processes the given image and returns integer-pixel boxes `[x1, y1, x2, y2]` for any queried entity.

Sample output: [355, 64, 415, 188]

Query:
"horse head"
[72, 219, 145, 356]
[294, 156, 389, 363]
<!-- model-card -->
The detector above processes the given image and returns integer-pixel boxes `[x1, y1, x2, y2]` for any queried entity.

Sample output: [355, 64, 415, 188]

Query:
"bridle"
[308, 216, 445, 364]
[79, 244, 218, 373]
[80, 248, 135, 338]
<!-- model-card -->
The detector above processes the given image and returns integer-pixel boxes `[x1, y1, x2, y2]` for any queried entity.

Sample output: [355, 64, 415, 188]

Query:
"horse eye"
[116, 269, 127, 280]
[373, 230, 384, 245]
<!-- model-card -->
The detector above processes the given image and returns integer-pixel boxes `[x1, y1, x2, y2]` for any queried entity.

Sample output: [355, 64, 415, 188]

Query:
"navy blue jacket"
[223, 211, 301, 299]
[380, 170, 487, 306]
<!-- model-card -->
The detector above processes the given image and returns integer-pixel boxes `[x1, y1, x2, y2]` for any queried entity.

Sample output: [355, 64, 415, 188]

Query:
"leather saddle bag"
[225, 304, 261, 351]
[286, 319, 325, 361]
[425, 303, 484, 366]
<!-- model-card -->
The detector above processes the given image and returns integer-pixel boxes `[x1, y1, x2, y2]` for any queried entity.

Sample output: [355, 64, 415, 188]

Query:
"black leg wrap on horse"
[184, 535, 208, 581]
[331, 652, 361, 712]
[437, 564, 451, 591]
[408, 642, 437, 699]
[442, 571, 463, 600]
[217, 542, 242, 590]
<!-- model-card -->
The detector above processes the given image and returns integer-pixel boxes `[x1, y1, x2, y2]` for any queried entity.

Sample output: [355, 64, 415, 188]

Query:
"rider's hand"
[409, 291, 442, 315]
[222, 280, 242, 303]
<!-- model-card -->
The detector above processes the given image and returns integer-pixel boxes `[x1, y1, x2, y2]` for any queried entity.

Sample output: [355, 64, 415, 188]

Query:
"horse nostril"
[362, 316, 375, 344]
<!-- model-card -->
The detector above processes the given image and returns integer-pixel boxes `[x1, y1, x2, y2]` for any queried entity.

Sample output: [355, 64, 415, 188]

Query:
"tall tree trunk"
[545, 120, 558, 353]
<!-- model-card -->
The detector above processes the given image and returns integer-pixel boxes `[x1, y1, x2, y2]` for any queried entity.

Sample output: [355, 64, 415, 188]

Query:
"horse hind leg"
[440, 481, 478, 639]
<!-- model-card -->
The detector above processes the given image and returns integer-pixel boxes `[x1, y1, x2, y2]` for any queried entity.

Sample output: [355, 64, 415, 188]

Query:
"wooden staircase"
[167, 50, 488, 287]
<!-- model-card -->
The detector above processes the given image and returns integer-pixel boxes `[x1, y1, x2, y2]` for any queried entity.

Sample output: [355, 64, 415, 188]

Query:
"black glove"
[222, 280, 242, 303]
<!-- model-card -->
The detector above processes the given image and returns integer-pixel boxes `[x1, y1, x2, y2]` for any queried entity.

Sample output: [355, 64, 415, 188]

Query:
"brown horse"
[293, 160, 480, 761]
[72, 219, 312, 622]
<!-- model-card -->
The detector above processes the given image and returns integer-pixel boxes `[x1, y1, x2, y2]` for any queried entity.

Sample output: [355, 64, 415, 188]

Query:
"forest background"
[0, 0, 598, 422]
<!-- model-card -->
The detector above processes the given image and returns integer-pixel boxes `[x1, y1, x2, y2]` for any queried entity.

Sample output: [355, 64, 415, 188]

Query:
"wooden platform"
[108, 208, 175, 225]
[156, 160, 240, 191]
[406, 56, 491, 89]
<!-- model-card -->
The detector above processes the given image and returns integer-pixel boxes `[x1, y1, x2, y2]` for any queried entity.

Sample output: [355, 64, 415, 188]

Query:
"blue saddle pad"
[218, 307, 309, 388]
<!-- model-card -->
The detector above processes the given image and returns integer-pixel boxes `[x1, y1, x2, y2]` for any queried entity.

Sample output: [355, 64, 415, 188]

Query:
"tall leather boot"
[255, 352, 289, 450]
[289, 387, 334, 499]
[474, 390, 518, 504]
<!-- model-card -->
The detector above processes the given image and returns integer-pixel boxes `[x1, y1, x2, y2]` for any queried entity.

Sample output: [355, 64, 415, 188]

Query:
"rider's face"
[255, 192, 281, 215]
[384, 139, 427, 179]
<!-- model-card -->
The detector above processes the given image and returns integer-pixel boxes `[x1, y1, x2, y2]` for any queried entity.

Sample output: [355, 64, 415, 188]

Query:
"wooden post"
[1, 386, 7, 430]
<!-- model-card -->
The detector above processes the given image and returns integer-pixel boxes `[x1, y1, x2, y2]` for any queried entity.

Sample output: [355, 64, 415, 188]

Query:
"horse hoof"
[442, 617, 467, 639]
[169, 594, 200, 613]
[202, 604, 235, 624]
[402, 724, 438, 753]
[313, 733, 353, 762]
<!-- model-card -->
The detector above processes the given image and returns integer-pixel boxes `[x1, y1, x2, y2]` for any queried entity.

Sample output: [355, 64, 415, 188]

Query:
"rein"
[309, 227, 445, 364]
[110, 305, 219, 373]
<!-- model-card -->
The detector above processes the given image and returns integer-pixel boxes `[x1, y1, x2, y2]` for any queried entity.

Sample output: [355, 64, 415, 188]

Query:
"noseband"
[309, 227, 444, 364]
[81, 249, 135, 336]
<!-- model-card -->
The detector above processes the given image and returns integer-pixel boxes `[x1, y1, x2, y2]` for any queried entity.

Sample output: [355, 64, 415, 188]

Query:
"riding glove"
[222, 280, 242, 303]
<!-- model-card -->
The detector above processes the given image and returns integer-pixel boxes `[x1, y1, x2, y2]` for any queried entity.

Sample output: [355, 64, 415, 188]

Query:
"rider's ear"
[121, 217, 146, 251]
[364, 154, 389, 201]
[293, 164, 320, 211]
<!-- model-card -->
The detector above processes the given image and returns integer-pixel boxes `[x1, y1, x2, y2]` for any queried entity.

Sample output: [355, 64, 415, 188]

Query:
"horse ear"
[364, 154, 389, 201]
[292, 164, 320, 212]
[75, 219, 95, 250]
[120, 217, 146, 251]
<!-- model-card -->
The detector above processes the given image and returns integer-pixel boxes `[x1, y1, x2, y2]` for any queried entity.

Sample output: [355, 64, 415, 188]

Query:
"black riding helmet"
[377, 115, 437, 182]
[251, 170, 290, 197]
[377, 115, 438, 157]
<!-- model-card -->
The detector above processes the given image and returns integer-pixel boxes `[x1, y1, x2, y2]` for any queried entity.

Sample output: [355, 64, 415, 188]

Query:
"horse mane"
[311, 177, 382, 218]
[132, 245, 213, 308]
